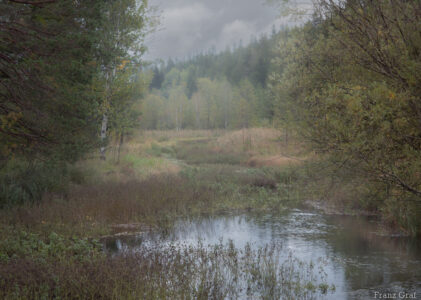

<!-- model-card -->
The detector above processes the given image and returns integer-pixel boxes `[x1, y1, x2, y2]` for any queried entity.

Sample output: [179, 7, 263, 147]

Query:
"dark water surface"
[104, 209, 421, 299]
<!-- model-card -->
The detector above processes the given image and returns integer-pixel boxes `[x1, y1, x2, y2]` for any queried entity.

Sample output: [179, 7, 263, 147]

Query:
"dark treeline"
[142, 29, 285, 130]
[152, 28, 280, 89]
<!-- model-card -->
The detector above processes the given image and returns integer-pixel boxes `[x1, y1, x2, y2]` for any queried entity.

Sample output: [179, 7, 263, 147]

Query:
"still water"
[104, 209, 421, 299]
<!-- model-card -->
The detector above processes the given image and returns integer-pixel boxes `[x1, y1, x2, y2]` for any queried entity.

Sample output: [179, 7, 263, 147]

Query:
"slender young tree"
[96, 0, 149, 160]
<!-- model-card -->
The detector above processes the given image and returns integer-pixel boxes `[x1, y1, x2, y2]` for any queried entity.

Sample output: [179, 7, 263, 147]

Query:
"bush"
[0, 159, 69, 208]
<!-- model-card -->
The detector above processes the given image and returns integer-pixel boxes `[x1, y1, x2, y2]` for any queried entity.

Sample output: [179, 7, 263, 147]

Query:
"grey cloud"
[144, 0, 304, 60]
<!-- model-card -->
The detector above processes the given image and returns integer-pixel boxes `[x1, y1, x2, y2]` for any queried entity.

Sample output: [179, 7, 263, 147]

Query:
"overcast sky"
[144, 0, 309, 61]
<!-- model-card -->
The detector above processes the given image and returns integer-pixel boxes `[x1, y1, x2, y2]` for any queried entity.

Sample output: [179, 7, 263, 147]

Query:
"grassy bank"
[1, 128, 418, 298]
[1, 129, 304, 237]
[1, 128, 321, 299]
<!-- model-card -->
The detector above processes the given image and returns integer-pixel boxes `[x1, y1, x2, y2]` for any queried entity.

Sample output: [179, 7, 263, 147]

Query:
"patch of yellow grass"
[141, 129, 223, 140]
[213, 128, 280, 154]
[78, 128, 308, 185]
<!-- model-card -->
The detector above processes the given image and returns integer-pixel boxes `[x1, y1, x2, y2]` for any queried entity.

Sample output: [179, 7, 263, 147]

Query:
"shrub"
[0, 159, 68, 208]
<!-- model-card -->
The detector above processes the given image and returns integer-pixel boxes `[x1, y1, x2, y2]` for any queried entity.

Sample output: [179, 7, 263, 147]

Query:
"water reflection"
[103, 210, 421, 299]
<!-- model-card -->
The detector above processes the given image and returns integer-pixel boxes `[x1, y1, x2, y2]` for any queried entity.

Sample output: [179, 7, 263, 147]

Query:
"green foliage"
[95, 0, 151, 161]
[105, 67, 151, 161]
[0, 0, 151, 201]
[0, 0, 103, 162]
[270, 0, 421, 234]
[0, 159, 68, 208]
[0, 228, 102, 264]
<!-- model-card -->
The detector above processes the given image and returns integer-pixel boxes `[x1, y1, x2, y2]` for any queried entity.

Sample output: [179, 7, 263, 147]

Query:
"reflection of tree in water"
[325, 215, 421, 293]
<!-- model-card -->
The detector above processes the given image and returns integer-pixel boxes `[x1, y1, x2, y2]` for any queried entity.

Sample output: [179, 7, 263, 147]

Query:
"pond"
[103, 209, 421, 299]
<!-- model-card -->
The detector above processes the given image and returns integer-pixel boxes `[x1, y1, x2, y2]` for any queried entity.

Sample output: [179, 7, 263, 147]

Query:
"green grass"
[174, 139, 250, 165]
[123, 154, 166, 169]
[145, 142, 175, 157]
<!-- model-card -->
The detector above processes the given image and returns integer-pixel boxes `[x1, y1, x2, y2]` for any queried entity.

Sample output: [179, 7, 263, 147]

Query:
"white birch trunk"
[100, 68, 112, 161]
[100, 113, 108, 160]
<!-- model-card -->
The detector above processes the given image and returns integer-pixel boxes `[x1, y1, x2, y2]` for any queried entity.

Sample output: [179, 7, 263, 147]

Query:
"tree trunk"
[100, 66, 115, 161]
[100, 113, 108, 160]
[117, 130, 124, 164]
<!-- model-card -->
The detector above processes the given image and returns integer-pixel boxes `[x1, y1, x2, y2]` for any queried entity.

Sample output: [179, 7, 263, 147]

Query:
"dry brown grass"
[3, 127, 308, 237]
[213, 128, 281, 154]
[2, 174, 217, 237]
[142, 129, 224, 140]
[0, 239, 330, 300]
[99, 128, 308, 172]
[212, 128, 307, 157]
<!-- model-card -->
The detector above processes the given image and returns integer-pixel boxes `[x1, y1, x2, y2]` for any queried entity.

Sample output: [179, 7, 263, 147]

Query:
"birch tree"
[97, 0, 149, 160]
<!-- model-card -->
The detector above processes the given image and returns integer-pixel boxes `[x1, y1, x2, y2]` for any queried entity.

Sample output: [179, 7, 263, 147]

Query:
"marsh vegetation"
[1, 129, 420, 299]
[0, 129, 320, 299]
[1, 0, 420, 298]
